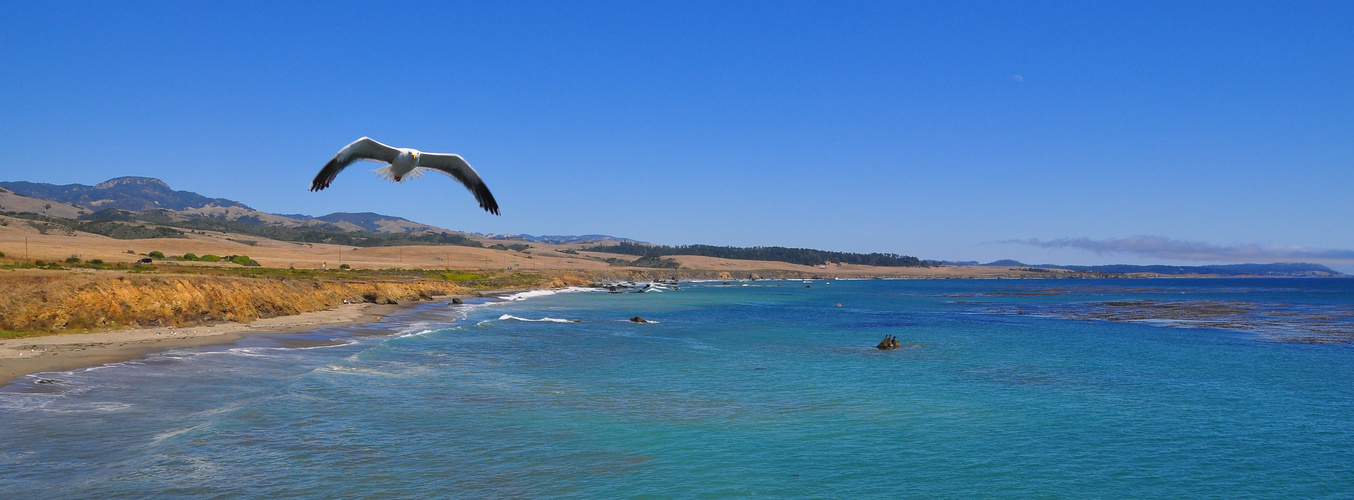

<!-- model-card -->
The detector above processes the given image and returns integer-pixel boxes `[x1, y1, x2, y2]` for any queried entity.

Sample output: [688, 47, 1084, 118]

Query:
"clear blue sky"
[3, 1, 1352, 271]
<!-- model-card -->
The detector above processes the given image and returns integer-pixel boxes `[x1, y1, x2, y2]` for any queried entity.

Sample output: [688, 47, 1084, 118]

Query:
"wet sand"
[0, 301, 413, 386]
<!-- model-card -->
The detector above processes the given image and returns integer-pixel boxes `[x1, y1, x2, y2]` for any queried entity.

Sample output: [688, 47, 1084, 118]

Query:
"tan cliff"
[0, 271, 470, 333]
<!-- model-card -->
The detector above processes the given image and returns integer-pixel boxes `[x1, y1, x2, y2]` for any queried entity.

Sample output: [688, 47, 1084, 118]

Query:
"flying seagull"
[311, 137, 500, 215]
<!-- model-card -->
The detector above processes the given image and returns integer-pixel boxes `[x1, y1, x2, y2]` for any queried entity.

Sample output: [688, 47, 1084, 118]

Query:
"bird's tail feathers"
[373, 166, 427, 182]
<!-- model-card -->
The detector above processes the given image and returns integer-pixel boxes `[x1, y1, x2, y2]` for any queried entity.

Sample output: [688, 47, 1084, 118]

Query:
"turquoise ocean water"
[2, 278, 1352, 497]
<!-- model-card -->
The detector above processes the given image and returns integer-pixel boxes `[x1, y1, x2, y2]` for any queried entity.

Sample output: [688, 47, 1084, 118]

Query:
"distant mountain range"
[0, 177, 629, 244]
[0, 177, 451, 235]
[958, 260, 1341, 277]
[492, 234, 642, 244]
[1054, 262, 1340, 276]
[1, 177, 246, 212]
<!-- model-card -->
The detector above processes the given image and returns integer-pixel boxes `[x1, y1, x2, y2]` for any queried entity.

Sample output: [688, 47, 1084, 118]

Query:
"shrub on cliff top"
[230, 255, 261, 266]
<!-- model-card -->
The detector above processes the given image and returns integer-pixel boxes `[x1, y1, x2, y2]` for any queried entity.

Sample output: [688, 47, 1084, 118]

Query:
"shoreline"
[0, 288, 559, 387]
[0, 300, 418, 387]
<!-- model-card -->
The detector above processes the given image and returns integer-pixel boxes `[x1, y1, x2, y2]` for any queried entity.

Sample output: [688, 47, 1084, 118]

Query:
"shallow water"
[2, 279, 1352, 497]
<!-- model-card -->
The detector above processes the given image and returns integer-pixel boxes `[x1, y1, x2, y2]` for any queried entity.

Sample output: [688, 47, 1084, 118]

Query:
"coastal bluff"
[0, 271, 471, 333]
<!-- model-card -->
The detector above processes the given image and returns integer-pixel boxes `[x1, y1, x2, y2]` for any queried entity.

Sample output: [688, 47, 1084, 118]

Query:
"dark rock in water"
[35, 379, 59, 385]
[451, 297, 463, 305]
[630, 316, 648, 323]
[876, 335, 901, 350]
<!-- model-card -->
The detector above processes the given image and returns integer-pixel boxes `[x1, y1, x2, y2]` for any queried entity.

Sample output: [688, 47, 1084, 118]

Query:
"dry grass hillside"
[0, 270, 468, 333]
[0, 189, 90, 219]
[0, 213, 1076, 278]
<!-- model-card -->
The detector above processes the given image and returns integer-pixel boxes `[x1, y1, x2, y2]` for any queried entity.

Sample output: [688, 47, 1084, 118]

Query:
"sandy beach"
[0, 300, 407, 386]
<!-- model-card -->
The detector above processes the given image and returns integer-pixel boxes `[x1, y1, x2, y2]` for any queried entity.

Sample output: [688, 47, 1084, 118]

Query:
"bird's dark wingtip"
[475, 184, 500, 215]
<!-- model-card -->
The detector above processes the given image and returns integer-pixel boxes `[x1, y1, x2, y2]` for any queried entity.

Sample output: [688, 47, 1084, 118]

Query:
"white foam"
[285, 339, 360, 350]
[220, 340, 360, 353]
[224, 347, 270, 357]
[498, 287, 601, 302]
[0, 393, 60, 412]
[42, 401, 134, 413]
[498, 314, 576, 323]
[391, 321, 445, 339]
[150, 423, 205, 446]
[500, 289, 557, 301]
[315, 363, 431, 379]
[394, 329, 437, 339]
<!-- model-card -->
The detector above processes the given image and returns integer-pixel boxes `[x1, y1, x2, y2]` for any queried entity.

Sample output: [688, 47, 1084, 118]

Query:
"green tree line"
[581, 242, 927, 268]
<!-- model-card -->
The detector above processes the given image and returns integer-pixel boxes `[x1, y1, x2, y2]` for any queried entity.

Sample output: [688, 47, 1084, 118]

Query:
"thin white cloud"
[1005, 236, 1354, 264]
[1012, 74, 1023, 82]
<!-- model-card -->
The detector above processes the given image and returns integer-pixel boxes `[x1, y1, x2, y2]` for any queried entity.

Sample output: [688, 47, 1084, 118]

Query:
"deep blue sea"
[3, 278, 1353, 498]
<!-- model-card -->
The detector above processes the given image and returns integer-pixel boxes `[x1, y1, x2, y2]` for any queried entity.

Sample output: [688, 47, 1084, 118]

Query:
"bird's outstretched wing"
[417, 153, 500, 215]
[311, 137, 401, 191]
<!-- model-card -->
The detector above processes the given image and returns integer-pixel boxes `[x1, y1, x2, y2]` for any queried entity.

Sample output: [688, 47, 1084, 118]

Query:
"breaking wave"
[498, 314, 577, 323]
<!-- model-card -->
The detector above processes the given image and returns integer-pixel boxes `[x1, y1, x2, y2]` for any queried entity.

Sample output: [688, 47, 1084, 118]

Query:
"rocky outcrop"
[876, 335, 900, 350]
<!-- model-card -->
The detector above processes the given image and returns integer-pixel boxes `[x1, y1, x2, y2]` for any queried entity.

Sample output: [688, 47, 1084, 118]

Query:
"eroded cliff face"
[1, 272, 469, 331]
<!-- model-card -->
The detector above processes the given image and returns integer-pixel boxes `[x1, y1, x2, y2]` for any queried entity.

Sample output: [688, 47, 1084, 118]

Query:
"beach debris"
[876, 335, 901, 350]
[630, 316, 649, 323]
[311, 137, 499, 215]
